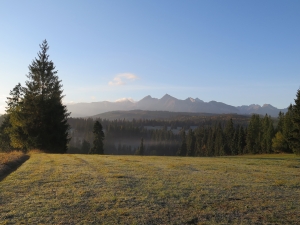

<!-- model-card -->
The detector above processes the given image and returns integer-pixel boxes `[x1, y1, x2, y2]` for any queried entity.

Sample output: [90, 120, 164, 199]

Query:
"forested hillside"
[67, 111, 293, 156]
[90, 110, 250, 121]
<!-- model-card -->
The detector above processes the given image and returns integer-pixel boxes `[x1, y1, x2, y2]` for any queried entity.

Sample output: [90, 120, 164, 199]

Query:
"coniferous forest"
[67, 102, 300, 156]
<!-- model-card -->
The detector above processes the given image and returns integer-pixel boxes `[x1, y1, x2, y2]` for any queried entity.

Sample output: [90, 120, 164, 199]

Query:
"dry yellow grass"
[0, 153, 299, 224]
[0, 151, 29, 181]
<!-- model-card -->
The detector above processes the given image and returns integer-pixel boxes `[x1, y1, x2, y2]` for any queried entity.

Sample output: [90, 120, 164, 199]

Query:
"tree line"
[67, 105, 300, 156]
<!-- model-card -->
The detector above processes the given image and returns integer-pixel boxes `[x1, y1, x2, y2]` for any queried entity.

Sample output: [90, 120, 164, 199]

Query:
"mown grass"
[0, 151, 29, 181]
[0, 154, 299, 224]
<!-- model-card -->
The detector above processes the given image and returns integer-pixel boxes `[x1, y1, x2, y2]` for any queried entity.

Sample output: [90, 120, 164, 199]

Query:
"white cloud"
[63, 101, 77, 105]
[108, 73, 139, 86]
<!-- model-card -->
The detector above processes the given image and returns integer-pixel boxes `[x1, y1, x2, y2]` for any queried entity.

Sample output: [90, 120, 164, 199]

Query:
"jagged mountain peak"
[160, 94, 174, 99]
[195, 98, 204, 103]
[185, 97, 196, 102]
[262, 104, 275, 108]
[140, 95, 154, 101]
[115, 98, 135, 103]
[66, 94, 288, 118]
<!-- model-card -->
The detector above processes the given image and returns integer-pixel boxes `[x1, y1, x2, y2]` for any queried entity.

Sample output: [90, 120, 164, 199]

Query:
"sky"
[1, 0, 300, 114]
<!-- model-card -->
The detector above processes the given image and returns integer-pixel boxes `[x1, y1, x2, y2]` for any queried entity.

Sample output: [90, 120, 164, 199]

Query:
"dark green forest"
[67, 105, 299, 156]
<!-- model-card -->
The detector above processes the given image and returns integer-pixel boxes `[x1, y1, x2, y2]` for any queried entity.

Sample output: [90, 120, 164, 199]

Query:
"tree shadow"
[0, 155, 30, 182]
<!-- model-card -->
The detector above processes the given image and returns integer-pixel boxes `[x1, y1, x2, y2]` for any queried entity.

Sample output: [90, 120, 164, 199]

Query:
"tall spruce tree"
[6, 40, 70, 152]
[237, 125, 246, 154]
[177, 129, 187, 156]
[186, 129, 196, 156]
[246, 114, 261, 154]
[276, 111, 285, 133]
[224, 118, 234, 155]
[283, 105, 294, 152]
[135, 137, 144, 155]
[291, 89, 300, 155]
[89, 121, 105, 154]
[261, 115, 274, 153]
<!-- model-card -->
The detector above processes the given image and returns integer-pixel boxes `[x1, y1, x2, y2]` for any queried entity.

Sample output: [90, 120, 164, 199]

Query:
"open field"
[0, 154, 299, 224]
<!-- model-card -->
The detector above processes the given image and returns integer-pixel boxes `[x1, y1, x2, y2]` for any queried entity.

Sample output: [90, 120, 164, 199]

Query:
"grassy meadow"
[0, 153, 299, 224]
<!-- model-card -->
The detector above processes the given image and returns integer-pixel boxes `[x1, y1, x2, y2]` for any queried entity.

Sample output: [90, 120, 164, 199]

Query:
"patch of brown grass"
[27, 149, 44, 155]
[0, 151, 29, 180]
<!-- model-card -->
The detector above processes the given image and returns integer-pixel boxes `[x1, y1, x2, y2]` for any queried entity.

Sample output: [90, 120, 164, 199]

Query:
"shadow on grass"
[0, 155, 30, 182]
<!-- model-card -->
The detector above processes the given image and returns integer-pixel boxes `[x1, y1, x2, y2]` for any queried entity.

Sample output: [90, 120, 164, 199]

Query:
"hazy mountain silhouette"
[66, 94, 287, 117]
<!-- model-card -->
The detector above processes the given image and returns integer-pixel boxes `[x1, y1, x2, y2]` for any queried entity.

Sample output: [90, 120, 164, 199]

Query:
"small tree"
[186, 129, 196, 156]
[177, 129, 187, 156]
[135, 137, 144, 155]
[89, 121, 105, 154]
[272, 131, 287, 152]
[291, 89, 300, 155]
[0, 115, 12, 152]
[81, 140, 91, 154]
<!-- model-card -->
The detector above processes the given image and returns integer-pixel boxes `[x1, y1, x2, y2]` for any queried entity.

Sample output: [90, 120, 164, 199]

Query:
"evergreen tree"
[214, 123, 225, 156]
[272, 131, 287, 152]
[186, 129, 196, 156]
[224, 118, 234, 154]
[89, 121, 105, 154]
[231, 128, 239, 155]
[5, 83, 27, 149]
[276, 111, 285, 133]
[290, 89, 300, 155]
[261, 115, 274, 153]
[206, 128, 214, 156]
[81, 140, 91, 154]
[0, 115, 12, 152]
[135, 137, 144, 155]
[283, 105, 294, 153]
[177, 129, 187, 156]
[246, 114, 261, 154]
[237, 126, 246, 154]
[6, 41, 70, 152]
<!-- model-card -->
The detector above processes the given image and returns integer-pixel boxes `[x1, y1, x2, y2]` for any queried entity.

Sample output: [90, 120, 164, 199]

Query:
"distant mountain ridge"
[66, 94, 288, 118]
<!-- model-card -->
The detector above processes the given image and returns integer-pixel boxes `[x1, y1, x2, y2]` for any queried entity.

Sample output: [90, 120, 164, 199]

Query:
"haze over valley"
[67, 94, 287, 118]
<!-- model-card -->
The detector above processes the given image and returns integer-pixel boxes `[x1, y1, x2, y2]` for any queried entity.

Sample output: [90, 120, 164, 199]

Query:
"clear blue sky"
[1, 0, 299, 113]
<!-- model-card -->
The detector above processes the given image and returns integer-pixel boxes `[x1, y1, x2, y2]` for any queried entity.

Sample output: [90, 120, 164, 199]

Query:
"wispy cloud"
[108, 73, 139, 86]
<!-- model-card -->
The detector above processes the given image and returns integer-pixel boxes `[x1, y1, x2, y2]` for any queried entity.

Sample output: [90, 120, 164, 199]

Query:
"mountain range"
[66, 94, 287, 118]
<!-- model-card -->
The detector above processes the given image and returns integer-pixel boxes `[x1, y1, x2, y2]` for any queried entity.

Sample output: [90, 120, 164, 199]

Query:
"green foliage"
[81, 140, 91, 154]
[261, 115, 274, 154]
[282, 105, 294, 152]
[224, 118, 235, 155]
[276, 111, 285, 133]
[290, 89, 300, 155]
[272, 131, 288, 152]
[135, 138, 144, 155]
[89, 121, 105, 154]
[0, 115, 13, 152]
[246, 114, 261, 154]
[237, 126, 246, 154]
[4, 40, 70, 153]
[177, 129, 187, 156]
[186, 129, 196, 156]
